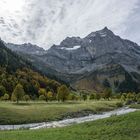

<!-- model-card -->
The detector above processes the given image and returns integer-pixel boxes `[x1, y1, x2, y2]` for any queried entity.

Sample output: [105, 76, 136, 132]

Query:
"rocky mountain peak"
[86, 27, 114, 39]
[5, 28, 140, 92]
[59, 37, 82, 48]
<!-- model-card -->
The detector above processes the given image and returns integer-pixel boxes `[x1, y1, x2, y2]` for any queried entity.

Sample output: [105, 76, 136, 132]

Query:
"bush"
[137, 98, 140, 104]
[89, 94, 95, 100]
[125, 99, 135, 105]
[95, 93, 101, 100]
[136, 93, 140, 103]
[116, 102, 123, 107]
[103, 88, 112, 100]
[126, 92, 136, 101]
[2, 93, 9, 101]
[39, 95, 46, 101]
[82, 94, 87, 101]
[121, 94, 126, 101]
[23, 95, 30, 102]
[68, 94, 77, 101]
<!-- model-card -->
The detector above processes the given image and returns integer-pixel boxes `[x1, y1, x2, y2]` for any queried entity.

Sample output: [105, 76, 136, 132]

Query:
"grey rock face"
[46, 27, 140, 74]
[5, 27, 140, 92]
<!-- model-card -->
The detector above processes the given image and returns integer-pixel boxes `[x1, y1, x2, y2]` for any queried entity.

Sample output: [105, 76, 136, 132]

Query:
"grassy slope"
[0, 110, 139, 140]
[0, 100, 119, 124]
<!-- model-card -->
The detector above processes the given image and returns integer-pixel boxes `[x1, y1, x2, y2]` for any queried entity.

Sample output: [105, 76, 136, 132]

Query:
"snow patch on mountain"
[60, 45, 81, 51]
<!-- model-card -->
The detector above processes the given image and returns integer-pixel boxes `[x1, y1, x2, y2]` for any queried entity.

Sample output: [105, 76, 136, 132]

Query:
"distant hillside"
[0, 39, 32, 73]
[0, 39, 61, 98]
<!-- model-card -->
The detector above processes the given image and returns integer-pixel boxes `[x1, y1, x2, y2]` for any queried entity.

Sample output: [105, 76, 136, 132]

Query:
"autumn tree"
[57, 85, 69, 102]
[38, 88, 48, 102]
[47, 91, 53, 101]
[11, 83, 25, 103]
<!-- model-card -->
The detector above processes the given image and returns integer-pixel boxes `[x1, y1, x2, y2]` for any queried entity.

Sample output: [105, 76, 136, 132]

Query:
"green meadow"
[0, 109, 139, 140]
[0, 100, 120, 124]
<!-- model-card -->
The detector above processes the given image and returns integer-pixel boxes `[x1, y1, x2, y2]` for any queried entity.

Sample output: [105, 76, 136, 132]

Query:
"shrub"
[82, 94, 87, 101]
[125, 99, 134, 105]
[39, 95, 46, 101]
[2, 93, 9, 101]
[23, 95, 30, 102]
[116, 102, 123, 107]
[137, 97, 140, 104]
[95, 93, 101, 100]
[121, 94, 126, 101]
[89, 94, 95, 100]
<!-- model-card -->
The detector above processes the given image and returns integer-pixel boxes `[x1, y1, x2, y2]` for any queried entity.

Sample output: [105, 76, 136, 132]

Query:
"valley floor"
[0, 100, 120, 125]
[0, 109, 139, 140]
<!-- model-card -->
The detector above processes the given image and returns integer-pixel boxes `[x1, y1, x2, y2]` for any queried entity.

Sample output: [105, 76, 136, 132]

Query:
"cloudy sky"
[0, 0, 140, 49]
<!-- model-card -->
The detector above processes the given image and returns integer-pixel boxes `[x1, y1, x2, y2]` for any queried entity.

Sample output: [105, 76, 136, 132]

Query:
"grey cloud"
[0, 0, 140, 49]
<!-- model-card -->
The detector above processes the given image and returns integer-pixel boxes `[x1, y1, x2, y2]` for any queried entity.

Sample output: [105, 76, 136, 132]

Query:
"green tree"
[0, 85, 6, 97]
[11, 83, 25, 103]
[57, 85, 69, 102]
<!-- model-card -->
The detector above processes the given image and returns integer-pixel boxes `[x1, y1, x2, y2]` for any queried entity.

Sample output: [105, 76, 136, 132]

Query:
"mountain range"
[6, 27, 140, 93]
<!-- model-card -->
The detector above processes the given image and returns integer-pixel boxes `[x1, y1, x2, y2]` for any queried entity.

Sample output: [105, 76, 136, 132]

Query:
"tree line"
[0, 67, 66, 102]
[0, 67, 140, 104]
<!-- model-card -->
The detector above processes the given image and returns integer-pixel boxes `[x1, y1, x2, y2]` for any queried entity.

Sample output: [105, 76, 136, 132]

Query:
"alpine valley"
[6, 27, 140, 93]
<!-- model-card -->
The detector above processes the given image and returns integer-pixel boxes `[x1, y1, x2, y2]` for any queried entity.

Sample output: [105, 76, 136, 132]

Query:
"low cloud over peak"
[0, 0, 139, 49]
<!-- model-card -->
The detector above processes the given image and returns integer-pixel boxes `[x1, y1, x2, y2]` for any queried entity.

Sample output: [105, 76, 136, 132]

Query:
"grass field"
[0, 100, 120, 125]
[0, 109, 139, 140]
[129, 104, 140, 109]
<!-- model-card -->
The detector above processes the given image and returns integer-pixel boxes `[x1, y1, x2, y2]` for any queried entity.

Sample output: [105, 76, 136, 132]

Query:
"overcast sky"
[0, 0, 140, 49]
